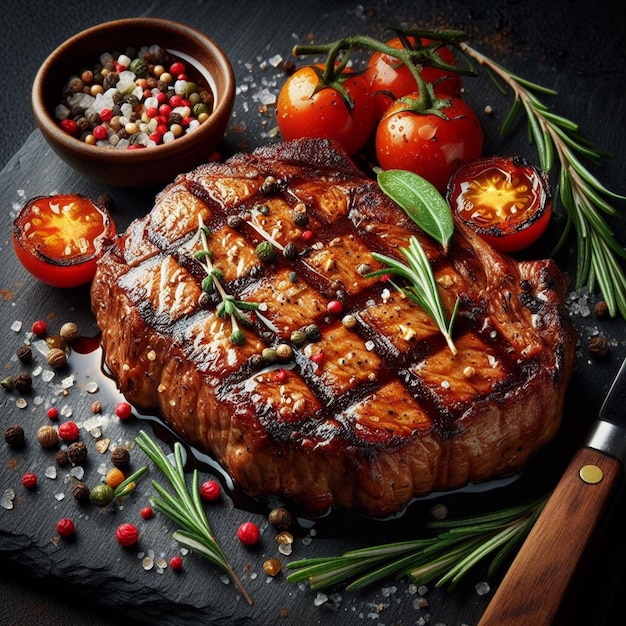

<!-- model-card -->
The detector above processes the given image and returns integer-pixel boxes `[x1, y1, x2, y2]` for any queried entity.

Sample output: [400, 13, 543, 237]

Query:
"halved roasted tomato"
[446, 156, 552, 253]
[13, 194, 116, 288]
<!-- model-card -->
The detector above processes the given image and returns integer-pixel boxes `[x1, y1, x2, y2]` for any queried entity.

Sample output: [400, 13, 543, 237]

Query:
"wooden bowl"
[31, 18, 235, 187]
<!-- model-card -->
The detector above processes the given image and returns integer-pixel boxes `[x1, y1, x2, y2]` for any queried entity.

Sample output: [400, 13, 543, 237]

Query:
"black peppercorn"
[268, 506, 292, 530]
[4, 424, 25, 448]
[55, 449, 69, 467]
[283, 242, 299, 259]
[67, 441, 88, 465]
[12, 373, 32, 394]
[71, 481, 90, 501]
[292, 209, 309, 227]
[227, 215, 243, 229]
[110, 447, 131, 469]
[15, 345, 32, 363]
[588, 336, 610, 358]
[259, 176, 279, 194]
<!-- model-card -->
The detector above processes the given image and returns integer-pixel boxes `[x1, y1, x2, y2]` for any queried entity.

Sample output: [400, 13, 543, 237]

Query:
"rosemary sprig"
[287, 495, 548, 592]
[191, 215, 260, 345]
[367, 236, 459, 354]
[135, 430, 252, 605]
[458, 42, 626, 319]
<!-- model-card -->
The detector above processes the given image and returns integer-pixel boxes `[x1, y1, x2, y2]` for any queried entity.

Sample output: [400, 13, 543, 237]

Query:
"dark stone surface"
[1, 1, 625, 624]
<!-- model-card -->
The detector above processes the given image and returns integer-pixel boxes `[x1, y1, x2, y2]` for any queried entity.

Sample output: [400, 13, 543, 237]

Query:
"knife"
[478, 357, 626, 626]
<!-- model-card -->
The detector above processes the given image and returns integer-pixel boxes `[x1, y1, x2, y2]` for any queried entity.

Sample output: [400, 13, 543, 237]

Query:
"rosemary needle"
[136, 430, 252, 605]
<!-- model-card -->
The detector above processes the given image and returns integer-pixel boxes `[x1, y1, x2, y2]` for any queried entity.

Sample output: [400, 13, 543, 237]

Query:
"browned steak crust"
[91, 138, 576, 517]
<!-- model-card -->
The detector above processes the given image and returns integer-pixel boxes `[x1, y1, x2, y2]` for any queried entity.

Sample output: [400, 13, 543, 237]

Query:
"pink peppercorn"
[116, 522, 139, 547]
[56, 518, 76, 538]
[301, 230, 314, 242]
[58, 421, 80, 442]
[60, 118, 79, 135]
[169, 555, 183, 571]
[140, 506, 154, 520]
[237, 521, 260, 546]
[169, 95, 183, 108]
[200, 479, 221, 502]
[170, 61, 185, 75]
[21, 472, 38, 489]
[99, 108, 113, 122]
[31, 320, 47, 337]
[47, 407, 59, 421]
[115, 402, 133, 420]
[311, 352, 324, 365]
[92, 125, 108, 141]
[327, 300, 343, 315]
[159, 103, 172, 117]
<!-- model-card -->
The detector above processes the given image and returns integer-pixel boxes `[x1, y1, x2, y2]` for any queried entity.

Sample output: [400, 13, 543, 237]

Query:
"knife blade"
[478, 357, 626, 626]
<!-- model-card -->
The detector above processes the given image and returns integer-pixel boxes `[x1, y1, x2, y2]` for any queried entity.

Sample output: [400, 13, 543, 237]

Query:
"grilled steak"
[91, 138, 576, 517]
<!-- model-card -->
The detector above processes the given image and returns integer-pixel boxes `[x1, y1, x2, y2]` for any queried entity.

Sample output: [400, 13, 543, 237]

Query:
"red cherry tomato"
[276, 65, 377, 156]
[12, 194, 115, 288]
[446, 155, 553, 253]
[364, 37, 462, 118]
[375, 94, 484, 193]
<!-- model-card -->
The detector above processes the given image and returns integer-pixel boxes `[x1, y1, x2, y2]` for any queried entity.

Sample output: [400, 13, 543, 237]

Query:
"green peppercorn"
[275, 343, 293, 361]
[256, 241, 277, 263]
[305, 324, 321, 342]
[192, 102, 210, 117]
[227, 215, 243, 229]
[262, 347, 278, 364]
[288, 271, 298, 283]
[89, 483, 115, 507]
[129, 58, 148, 77]
[290, 330, 306, 346]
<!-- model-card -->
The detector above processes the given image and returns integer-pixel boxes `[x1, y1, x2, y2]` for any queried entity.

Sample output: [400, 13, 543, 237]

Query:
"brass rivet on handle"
[579, 464, 604, 484]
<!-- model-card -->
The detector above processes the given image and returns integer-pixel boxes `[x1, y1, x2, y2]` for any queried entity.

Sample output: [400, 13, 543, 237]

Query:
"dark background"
[1, 1, 625, 624]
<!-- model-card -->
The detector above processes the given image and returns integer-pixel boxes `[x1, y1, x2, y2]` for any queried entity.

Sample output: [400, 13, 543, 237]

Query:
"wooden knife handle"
[478, 446, 623, 626]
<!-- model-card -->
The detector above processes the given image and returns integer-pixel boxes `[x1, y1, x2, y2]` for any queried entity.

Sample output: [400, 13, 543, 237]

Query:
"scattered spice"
[46, 347, 67, 369]
[71, 481, 90, 501]
[200, 479, 222, 502]
[268, 506, 292, 530]
[12, 373, 32, 393]
[588, 336, 610, 358]
[237, 521, 261, 546]
[263, 558, 282, 577]
[594, 300, 609, 319]
[115, 401, 133, 420]
[59, 322, 79, 342]
[56, 518, 76, 539]
[58, 421, 80, 442]
[110, 447, 131, 468]
[15, 344, 32, 363]
[67, 441, 88, 465]
[55, 449, 69, 467]
[90, 483, 115, 507]
[21, 473, 38, 489]
[37, 425, 59, 448]
[105, 467, 126, 489]
[169, 555, 184, 571]
[4, 424, 25, 448]
[31, 320, 47, 337]
[140, 506, 154, 520]
[116, 522, 140, 547]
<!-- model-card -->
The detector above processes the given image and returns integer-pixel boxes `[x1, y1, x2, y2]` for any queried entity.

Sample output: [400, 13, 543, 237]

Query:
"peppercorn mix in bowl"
[32, 18, 235, 187]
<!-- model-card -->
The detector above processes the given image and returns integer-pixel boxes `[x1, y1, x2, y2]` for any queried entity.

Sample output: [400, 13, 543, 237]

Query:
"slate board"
[1, 1, 625, 624]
